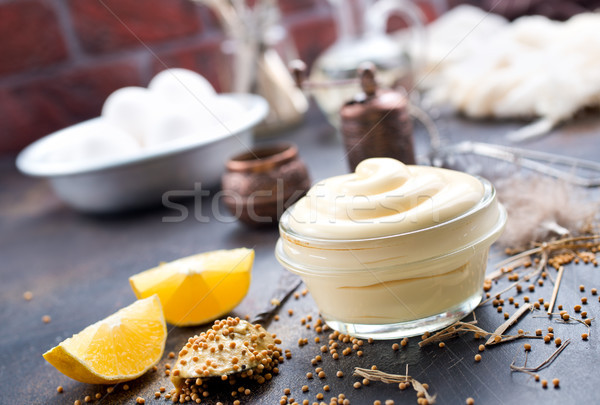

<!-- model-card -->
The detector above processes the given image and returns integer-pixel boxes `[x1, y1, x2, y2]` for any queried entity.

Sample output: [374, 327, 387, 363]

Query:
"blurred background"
[2, 0, 599, 155]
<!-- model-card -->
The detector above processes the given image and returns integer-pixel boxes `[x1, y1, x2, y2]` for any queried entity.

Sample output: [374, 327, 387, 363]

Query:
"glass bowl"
[275, 177, 506, 339]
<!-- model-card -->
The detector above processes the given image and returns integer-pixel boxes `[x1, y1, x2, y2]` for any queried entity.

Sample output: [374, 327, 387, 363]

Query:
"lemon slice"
[43, 295, 166, 384]
[129, 248, 254, 326]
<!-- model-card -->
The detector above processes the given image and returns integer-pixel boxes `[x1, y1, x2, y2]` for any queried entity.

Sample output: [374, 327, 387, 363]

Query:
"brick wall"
[0, 0, 438, 155]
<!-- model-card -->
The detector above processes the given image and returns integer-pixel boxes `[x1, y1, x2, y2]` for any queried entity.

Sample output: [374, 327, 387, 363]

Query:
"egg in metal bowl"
[16, 93, 268, 213]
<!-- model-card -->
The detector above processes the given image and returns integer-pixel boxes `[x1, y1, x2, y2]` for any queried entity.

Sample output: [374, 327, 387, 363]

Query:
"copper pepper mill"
[291, 60, 415, 172]
[339, 62, 415, 172]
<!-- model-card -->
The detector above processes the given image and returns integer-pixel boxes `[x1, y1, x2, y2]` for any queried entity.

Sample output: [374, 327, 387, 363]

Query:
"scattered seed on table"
[475, 354, 482, 362]
[466, 398, 475, 405]
[555, 338, 562, 346]
[337, 371, 344, 378]
[553, 378, 560, 388]
[42, 315, 51, 323]
[23, 291, 33, 301]
[541, 380, 548, 388]
[439, 342, 445, 348]
[392, 343, 399, 351]
[353, 382, 362, 389]
[582, 333, 589, 340]
[524, 343, 531, 351]
[56, 386, 63, 394]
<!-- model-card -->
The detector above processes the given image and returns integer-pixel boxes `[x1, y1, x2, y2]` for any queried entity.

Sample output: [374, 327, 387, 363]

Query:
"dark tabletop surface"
[1, 104, 599, 405]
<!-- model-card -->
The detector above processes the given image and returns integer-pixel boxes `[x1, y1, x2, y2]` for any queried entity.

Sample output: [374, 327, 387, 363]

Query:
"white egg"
[101, 87, 162, 146]
[142, 102, 207, 149]
[148, 68, 216, 108]
[45, 120, 141, 165]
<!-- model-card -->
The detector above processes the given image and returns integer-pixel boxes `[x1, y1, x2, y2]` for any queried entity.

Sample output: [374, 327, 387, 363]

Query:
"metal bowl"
[16, 94, 268, 213]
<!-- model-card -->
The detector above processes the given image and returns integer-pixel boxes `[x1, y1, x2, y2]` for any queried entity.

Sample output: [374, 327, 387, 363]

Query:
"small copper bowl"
[222, 143, 311, 226]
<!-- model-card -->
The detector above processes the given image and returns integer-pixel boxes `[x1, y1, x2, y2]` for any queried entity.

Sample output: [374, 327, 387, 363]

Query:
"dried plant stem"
[510, 339, 571, 374]
[353, 367, 436, 404]
[419, 322, 490, 347]
[481, 251, 548, 306]
[486, 303, 533, 346]
[547, 266, 564, 315]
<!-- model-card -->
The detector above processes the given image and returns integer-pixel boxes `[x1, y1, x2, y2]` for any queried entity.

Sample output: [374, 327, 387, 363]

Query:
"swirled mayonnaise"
[288, 158, 484, 239]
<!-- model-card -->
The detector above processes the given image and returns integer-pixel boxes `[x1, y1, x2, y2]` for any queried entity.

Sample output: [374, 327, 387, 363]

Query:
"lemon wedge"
[43, 295, 166, 384]
[129, 248, 254, 326]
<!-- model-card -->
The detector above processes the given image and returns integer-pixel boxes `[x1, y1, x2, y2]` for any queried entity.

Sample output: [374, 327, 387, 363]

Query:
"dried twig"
[510, 339, 571, 375]
[354, 367, 436, 404]
[480, 251, 547, 306]
[547, 266, 564, 315]
[419, 322, 490, 347]
[486, 303, 533, 346]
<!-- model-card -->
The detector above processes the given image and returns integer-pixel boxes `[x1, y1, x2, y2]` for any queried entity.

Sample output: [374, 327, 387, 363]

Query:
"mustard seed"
[357, 350, 363, 356]
[316, 393, 324, 400]
[581, 297, 588, 304]
[401, 338, 408, 347]
[74, 401, 81, 405]
[585, 319, 592, 326]
[399, 382, 407, 390]
[318, 371, 326, 379]
[580, 285, 585, 292]
[504, 312, 510, 319]
[332, 353, 339, 360]
[582, 333, 589, 340]
[363, 379, 370, 386]
[136, 397, 145, 404]
[474, 354, 482, 362]
[557, 305, 563, 311]
[375, 401, 382, 405]
[168, 352, 175, 358]
[478, 344, 485, 352]
[524, 343, 531, 351]
[535, 329, 542, 336]
[439, 342, 445, 348]
[392, 343, 399, 351]
[553, 378, 560, 388]
[562, 313, 570, 321]
[555, 338, 562, 346]
[548, 327, 554, 333]
[302, 385, 309, 392]
[95, 393, 101, 399]
[466, 398, 475, 405]
[288, 309, 294, 316]
[337, 371, 344, 378]
[582, 311, 588, 318]
[84, 396, 91, 403]
[541, 379, 548, 388]
[324, 385, 330, 391]
[591, 288, 597, 295]
[385, 400, 394, 405]
[534, 374, 540, 381]
[107, 387, 114, 394]
[23, 291, 33, 301]
[42, 315, 51, 323]
[353, 382, 362, 389]
[123, 384, 129, 391]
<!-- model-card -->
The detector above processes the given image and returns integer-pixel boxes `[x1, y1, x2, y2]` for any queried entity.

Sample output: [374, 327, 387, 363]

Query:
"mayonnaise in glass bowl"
[275, 158, 507, 339]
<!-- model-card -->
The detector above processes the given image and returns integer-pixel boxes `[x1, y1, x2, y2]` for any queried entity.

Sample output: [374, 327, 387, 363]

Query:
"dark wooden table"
[2, 105, 599, 405]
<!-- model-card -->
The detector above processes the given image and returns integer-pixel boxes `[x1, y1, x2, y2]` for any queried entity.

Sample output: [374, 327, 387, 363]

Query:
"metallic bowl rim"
[16, 93, 268, 178]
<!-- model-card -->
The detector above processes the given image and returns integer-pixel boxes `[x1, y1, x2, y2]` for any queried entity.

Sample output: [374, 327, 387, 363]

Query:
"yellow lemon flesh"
[43, 295, 166, 384]
[129, 248, 254, 326]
